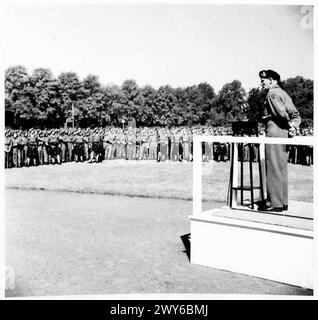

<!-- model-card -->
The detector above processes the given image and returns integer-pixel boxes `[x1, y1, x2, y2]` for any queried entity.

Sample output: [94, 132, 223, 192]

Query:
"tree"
[155, 85, 178, 127]
[106, 84, 127, 126]
[77, 74, 106, 127]
[57, 71, 82, 127]
[173, 87, 188, 126]
[134, 85, 158, 126]
[282, 77, 313, 128]
[121, 79, 140, 124]
[30, 68, 62, 128]
[197, 82, 216, 124]
[215, 80, 246, 124]
[5, 65, 34, 127]
[246, 87, 267, 123]
[5, 64, 312, 130]
[209, 96, 226, 126]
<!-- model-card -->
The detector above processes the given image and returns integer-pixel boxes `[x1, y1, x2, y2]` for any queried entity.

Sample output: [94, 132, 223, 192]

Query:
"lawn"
[4, 159, 313, 203]
[5, 160, 314, 296]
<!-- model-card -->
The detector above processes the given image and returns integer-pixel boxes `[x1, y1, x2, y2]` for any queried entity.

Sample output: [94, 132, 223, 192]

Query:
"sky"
[1, 1, 314, 93]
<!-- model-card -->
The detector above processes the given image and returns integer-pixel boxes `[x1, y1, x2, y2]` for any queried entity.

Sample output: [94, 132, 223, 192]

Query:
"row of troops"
[4, 126, 313, 168]
[4, 127, 204, 168]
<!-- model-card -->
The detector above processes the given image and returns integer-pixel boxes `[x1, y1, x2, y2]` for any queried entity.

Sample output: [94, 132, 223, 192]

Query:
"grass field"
[5, 159, 313, 203]
[6, 189, 312, 296]
[5, 160, 313, 296]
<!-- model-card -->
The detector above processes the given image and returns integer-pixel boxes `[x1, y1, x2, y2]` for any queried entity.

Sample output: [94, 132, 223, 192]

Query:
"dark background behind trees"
[5, 65, 313, 129]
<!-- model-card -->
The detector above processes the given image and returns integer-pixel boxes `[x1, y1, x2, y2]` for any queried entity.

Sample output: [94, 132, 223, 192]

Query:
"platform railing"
[193, 135, 315, 216]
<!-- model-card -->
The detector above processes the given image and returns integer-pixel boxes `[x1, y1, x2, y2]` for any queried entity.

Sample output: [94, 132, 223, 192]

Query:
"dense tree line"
[5, 65, 313, 129]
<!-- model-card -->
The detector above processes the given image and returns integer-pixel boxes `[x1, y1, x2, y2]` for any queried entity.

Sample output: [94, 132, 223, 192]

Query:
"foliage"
[283, 77, 313, 128]
[4, 65, 313, 129]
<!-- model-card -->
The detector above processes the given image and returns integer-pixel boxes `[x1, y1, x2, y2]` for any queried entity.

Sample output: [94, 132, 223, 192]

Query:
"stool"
[228, 142, 266, 209]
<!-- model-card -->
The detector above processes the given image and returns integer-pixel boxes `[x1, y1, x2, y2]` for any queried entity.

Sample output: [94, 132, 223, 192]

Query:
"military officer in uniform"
[126, 128, 137, 160]
[17, 130, 25, 167]
[59, 129, 67, 163]
[73, 129, 85, 162]
[26, 129, 39, 166]
[11, 131, 19, 167]
[83, 129, 91, 161]
[258, 70, 301, 212]
[41, 129, 50, 165]
[21, 130, 29, 166]
[182, 128, 191, 162]
[5, 130, 13, 168]
[48, 130, 61, 164]
[37, 130, 45, 165]
[89, 128, 103, 163]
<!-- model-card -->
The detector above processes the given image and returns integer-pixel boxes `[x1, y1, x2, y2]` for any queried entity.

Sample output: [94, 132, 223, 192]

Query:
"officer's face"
[260, 77, 271, 89]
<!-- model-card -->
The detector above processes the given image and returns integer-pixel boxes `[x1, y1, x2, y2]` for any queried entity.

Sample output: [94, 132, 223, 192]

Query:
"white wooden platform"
[189, 202, 313, 289]
[191, 135, 314, 290]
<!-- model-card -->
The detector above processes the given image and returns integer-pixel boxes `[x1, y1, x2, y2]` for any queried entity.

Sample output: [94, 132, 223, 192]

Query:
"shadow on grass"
[180, 233, 191, 261]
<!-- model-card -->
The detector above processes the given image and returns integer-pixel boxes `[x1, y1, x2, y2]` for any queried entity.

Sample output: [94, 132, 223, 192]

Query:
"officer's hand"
[288, 127, 297, 137]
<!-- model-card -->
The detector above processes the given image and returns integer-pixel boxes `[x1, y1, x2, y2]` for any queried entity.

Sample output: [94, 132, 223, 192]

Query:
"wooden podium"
[228, 120, 266, 210]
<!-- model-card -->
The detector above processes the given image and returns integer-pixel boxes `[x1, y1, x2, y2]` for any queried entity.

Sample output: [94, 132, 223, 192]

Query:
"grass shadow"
[180, 233, 191, 261]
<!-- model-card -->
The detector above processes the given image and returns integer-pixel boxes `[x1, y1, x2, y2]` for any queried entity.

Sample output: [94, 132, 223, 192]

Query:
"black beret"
[259, 69, 281, 82]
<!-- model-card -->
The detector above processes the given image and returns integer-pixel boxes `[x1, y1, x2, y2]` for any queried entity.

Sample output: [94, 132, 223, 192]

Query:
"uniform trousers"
[149, 142, 157, 160]
[265, 120, 288, 208]
[105, 143, 113, 160]
[127, 143, 136, 160]
[183, 142, 191, 161]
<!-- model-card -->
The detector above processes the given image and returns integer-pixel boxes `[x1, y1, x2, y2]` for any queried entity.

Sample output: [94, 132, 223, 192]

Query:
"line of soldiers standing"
[4, 126, 313, 168]
[4, 126, 198, 168]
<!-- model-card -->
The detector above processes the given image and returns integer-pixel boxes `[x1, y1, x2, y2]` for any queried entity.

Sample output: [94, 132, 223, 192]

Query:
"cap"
[259, 69, 281, 82]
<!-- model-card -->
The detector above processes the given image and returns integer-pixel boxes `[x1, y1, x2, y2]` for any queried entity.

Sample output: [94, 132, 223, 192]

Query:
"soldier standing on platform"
[258, 69, 301, 212]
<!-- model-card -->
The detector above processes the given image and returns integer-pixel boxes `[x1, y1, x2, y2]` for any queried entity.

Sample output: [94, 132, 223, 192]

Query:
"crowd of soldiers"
[4, 126, 313, 169]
